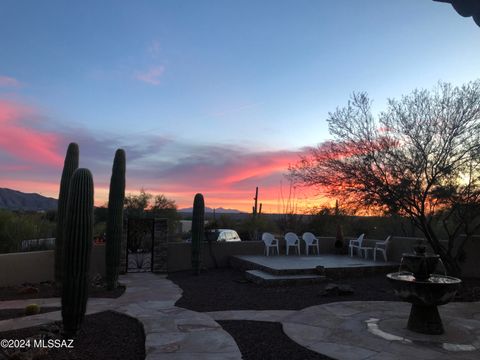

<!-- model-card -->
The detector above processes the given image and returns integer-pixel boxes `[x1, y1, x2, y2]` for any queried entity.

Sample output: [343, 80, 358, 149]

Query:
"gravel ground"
[168, 268, 398, 311]
[218, 320, 334, 360]
[0, 307, 60, 321]
[168, 268, 480, 312]
[0, 311, 145, 360]
[0, 282, 125, 301]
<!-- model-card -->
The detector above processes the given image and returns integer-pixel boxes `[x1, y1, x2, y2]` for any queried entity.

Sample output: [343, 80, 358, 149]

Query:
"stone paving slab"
[207, 300, 480, 360]
[0, 273, 242, 360]
[206, 309, 295, 322]
[282, 301, 480, 360]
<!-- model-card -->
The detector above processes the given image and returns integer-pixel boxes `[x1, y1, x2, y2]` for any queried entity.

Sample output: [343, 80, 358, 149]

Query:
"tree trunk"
[421, 221, 461, 277]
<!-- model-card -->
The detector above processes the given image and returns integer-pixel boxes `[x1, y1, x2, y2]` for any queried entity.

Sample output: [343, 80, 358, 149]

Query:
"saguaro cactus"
[106, 149, 126, 290]
[61, 168, 94, 337]
[55, 143, 79, 284]
[191, 193, 205, 275]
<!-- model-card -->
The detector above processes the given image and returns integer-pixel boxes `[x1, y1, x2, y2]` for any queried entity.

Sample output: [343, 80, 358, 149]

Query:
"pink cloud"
[134, 65, 165, 85]
[0, 100, 64, 166]
[0, 76, 22, 88]
[126, 148, 310, 212]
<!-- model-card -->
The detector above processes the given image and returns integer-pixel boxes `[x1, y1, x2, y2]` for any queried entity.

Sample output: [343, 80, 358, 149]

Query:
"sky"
[0, 0, 479, 212]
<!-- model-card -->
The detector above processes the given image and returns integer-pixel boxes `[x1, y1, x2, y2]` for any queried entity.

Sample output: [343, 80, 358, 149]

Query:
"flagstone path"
[1, 273, 480, 360]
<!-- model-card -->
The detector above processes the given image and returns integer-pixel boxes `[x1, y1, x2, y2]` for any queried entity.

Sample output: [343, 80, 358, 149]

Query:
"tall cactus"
[61, 168, 94, 337]
[55, 143, 79, 284]
[106, 149, 126, 290]
[191, 193, 205, 275]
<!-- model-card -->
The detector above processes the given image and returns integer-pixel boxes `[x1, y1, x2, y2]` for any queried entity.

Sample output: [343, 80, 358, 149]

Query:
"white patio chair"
[349, 233, 367, 257]
[262, 232, 279, 256]
[302, 232, 319, 256]
[285, 232, 301, 255]
[374, 236, 391, 262]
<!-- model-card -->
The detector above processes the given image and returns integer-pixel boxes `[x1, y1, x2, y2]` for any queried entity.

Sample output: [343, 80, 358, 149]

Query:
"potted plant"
[334, 224, 345, 254]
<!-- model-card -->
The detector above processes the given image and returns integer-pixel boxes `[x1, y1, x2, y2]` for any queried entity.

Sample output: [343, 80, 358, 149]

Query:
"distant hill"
[0, 188, 58, 211]
[178, 206, 245, 214]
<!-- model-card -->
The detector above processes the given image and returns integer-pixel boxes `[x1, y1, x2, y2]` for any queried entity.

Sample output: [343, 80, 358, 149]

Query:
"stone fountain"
[386, 245, 462, 335]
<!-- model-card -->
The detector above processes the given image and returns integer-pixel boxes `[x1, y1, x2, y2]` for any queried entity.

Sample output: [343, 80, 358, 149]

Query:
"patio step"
[245, 270, 326, 286]
[229, 256, 320, 276]
[230, 255, 400, 280]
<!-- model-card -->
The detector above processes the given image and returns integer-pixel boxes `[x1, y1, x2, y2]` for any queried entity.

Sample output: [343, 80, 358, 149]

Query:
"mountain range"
[0, 188, 58, 211]
[178, 206, 244, 214]
[0, 188, 245, 214]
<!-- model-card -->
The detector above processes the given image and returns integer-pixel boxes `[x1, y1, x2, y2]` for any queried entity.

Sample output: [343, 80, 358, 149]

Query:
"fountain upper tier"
[399, 245, 444, 280]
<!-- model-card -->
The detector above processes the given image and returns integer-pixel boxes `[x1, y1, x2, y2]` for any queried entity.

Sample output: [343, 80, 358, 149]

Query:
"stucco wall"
[0, 244, 106, 287]
[167, 241, 264, 272]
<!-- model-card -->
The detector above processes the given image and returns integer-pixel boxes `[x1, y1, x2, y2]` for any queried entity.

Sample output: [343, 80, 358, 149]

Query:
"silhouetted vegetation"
[0, 209, 56, 253]
[123, 189, 180, 238]
[290, 80, 480, 275]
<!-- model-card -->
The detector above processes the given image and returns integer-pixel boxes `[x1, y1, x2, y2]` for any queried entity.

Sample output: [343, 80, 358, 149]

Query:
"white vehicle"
[185, 229, 242, 242]
[208, 229, 242, 242]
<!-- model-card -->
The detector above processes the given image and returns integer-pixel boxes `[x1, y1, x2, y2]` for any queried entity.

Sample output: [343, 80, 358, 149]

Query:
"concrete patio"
[230, 254, 399, 285]
[231, 254, 399, 271]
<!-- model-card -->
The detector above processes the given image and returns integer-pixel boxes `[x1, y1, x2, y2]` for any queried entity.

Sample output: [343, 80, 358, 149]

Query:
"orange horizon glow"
[3, 181, 327, 214]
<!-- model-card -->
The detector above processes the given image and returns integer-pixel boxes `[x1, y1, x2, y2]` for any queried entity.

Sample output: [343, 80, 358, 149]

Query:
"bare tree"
[289, 81, 480, 275]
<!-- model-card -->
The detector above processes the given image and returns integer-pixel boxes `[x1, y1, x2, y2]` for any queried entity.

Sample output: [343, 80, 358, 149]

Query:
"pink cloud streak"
[0, 100, 63, 166]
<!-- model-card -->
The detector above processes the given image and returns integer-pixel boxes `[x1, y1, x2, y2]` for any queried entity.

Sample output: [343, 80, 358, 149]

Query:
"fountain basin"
[387, 271, 461, 335]
[387, 272, 461, 306]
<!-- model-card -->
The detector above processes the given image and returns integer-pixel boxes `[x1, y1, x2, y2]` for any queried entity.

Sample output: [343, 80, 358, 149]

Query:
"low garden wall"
[347, 236, 480, 278]
[0, 245, 106, 287]
[1, 235, 478, 286]
[167, 241, 264, 272]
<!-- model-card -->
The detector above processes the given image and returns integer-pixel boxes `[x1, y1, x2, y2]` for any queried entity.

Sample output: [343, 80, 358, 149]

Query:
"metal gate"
[126, 218, 154, 272]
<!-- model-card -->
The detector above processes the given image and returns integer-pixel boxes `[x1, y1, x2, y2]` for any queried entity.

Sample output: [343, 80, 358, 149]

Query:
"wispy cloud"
[147, 40, 161, 57]
[134, 65, 165, 85]
[0, 75, 22, 88]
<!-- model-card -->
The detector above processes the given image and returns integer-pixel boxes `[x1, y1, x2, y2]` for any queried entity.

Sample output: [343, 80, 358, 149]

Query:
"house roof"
[434, 0, 480, 27]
